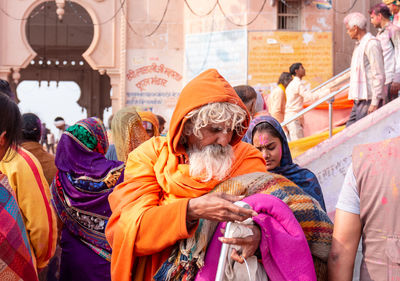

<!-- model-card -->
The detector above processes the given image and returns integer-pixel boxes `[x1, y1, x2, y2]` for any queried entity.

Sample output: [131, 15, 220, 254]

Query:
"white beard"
[188, 144, 234, 182]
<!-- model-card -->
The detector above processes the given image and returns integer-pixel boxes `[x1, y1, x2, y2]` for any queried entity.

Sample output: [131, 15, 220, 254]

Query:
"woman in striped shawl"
[0, 93, 37, 280]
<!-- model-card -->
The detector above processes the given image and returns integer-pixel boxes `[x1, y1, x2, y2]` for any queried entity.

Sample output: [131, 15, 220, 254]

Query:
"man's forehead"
[208, 121, 232, 127]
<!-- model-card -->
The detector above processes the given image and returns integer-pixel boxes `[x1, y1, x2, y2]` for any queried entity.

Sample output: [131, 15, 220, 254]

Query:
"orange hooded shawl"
[105, 69, 266, 281]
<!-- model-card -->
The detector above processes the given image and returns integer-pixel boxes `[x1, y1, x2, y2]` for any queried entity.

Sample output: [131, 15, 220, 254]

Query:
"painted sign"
[125, 50, 183, 129]
[185, 29, 247, 86]
[248, 31, 333, 94]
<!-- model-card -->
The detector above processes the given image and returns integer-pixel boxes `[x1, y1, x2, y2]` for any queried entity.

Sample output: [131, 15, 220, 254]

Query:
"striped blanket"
[0, 173, 37, 281]
[154, 172, 333, 281]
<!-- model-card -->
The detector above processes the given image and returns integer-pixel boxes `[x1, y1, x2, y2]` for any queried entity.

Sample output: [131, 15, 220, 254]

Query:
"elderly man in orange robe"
[106, 69, 267, 281]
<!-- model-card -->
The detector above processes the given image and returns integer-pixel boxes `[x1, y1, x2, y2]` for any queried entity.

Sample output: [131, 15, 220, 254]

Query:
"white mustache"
[188, 144, 234, 182]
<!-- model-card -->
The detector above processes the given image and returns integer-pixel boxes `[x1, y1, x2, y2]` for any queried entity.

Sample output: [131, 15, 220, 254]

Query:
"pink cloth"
[195, 194, 316, 281]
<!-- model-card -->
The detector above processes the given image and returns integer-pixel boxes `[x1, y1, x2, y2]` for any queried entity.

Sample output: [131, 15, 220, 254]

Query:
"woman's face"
[253, 130, 282, 170]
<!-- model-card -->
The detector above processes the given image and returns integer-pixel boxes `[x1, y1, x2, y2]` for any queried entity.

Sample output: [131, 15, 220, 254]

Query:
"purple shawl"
[195, 194, 316, 281]
[51, 117, 124, 259]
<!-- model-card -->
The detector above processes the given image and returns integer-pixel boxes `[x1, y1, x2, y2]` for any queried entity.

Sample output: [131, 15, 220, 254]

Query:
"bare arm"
[299, 81, 329, 104]
[328, 209, 361, 281]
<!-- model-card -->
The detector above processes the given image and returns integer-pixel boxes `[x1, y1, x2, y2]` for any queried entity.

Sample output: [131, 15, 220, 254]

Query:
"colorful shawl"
[195, 194, 316, 281]
[51, 117, 125, 261]
[154, 172, 332, 281]
[243, 115, 327, 211]
[0, 173, 38, 281]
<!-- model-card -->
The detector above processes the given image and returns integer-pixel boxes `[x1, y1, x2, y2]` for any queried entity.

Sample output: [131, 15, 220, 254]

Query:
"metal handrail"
[281, 84, 350, 138]
[311, 67, 350, 93]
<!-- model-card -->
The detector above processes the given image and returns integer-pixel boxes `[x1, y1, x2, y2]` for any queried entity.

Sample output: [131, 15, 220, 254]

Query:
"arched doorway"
[11, 1, 111, 120]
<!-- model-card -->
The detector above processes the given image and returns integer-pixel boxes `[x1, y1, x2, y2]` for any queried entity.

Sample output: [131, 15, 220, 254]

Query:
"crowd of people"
[261, 3, 400, 141]
[0, 2, 399, 281]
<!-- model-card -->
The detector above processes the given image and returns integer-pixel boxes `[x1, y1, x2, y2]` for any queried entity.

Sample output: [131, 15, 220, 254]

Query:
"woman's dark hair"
[252, 121, 283, 144]
[22, 113, 42, 142]
[277, 72, 293, 87]
[156, 114, 166, 126]
[0, 79, 15, 100]
[0, 93, 22, 161]
[289, 63, 303, 76]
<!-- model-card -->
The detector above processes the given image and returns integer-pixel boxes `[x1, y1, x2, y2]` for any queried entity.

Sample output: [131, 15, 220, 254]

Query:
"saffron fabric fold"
[138, 111, 160, 137]
[243, 115, 326, 211]
[106, 69, 267, 281]
[195, 194, 316, 281]
[51, 117, 125, 281]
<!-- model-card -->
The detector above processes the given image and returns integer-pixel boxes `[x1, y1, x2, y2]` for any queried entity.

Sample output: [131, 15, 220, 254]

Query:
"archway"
[11, 1, 111, 120]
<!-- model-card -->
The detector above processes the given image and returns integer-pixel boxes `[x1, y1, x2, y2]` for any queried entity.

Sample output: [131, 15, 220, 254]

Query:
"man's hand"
[186, 193, 258, 223]
[219, 224, 261, 264]
[368, 104, 378, 114]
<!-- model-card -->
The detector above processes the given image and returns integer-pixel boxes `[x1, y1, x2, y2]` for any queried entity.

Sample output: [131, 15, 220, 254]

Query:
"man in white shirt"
[370, 3, 400, 102]
[344, 12, 385, 127]
[284, 63, 326, 141]
[54, 116, 69, 144]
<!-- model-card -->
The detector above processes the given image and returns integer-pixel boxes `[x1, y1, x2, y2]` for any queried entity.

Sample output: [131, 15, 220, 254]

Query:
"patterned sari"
[51, 117, 125, 281]
[0, 173, 37, 281]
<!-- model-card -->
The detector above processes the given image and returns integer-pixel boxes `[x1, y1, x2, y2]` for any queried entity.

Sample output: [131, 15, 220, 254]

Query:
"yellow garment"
[288, 126, 345, 158]
[267, 84, 286, 123]
[111, 106, 149, 162]
[0, 147, 57, 269]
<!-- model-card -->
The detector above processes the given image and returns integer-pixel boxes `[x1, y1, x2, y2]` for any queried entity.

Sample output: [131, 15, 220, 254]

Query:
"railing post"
[328, 97, 334, 138]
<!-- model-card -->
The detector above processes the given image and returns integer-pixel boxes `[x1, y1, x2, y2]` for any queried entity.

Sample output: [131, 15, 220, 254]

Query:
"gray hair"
[343, 12, 367, 30]
[183, 102, 247, 139]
